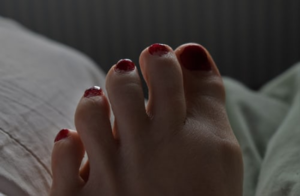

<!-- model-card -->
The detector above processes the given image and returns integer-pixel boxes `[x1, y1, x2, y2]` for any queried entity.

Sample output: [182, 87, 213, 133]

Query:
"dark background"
[0, 0, 299, 92]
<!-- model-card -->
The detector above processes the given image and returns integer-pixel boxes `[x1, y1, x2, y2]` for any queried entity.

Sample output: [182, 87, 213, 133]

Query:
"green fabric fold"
[224, 63, 300, 196]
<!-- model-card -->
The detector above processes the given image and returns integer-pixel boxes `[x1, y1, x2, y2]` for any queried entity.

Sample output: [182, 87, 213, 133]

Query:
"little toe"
[75, 87, 117, 177]
[139, 44, 186, 124]
[105, 59, 149, 142]
[175, 43, 227, 121]
[51, 129, 85, 194]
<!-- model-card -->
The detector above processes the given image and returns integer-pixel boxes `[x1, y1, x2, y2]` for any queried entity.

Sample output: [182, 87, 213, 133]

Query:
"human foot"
[50, 43, 243, 196]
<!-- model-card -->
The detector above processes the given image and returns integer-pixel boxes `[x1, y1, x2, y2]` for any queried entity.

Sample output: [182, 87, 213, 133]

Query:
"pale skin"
[50, 43, 243, 196]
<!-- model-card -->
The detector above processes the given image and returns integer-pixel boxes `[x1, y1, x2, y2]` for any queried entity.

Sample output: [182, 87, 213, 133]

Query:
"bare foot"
[50, 43, 243, 196]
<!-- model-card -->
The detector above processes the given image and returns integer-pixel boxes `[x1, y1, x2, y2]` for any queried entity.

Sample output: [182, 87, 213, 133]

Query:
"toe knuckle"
[210, 77, 226, 97]
[200, 76, 226, 102]
[219, 138, 242, 158]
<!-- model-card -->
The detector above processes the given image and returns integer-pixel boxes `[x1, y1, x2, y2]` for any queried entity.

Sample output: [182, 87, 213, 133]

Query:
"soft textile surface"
[225, 63, 300, 196]
[0, 16, 300, 196]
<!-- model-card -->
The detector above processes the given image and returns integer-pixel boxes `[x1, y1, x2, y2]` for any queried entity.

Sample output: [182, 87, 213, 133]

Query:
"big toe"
[175, 43, 227, 124]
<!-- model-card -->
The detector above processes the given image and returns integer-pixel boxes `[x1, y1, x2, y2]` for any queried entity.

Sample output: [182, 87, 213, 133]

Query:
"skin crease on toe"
[50, 43, 243, 196]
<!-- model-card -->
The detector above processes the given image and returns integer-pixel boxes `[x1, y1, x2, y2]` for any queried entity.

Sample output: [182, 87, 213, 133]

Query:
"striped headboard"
[0, 0, 299, 91]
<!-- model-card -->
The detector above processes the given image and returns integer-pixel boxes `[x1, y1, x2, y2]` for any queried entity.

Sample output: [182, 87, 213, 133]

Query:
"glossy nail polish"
[148, 43, 170, 56]
[115, 59, 135, 73]
[54, 129, 69, 142]
[84, 86, 103, 98]
[179, 45, 211, 71]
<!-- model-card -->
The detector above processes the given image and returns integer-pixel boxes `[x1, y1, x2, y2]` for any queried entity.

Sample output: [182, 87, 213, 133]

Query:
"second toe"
[139, 44, 186, 126]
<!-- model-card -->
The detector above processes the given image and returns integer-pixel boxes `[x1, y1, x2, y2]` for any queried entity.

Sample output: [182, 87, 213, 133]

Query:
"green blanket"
[224, 63, 300, 196]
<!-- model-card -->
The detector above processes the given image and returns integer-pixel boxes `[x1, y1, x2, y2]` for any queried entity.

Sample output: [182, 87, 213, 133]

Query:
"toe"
[106, 59, 149, 142]
[80, 160, 90, 182]
[139, 44, 186, 124]
[51, 129, 84, 194]
[175, 43, 226, 119]
[75, 86, 117, 177]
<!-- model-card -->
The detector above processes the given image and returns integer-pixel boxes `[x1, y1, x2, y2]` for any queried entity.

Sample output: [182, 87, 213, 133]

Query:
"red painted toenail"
[179, 45, 211, 71]
[84, 86, 103, 98]
[115, 59, 135, 73]
[54, 129, 69, 142]
[148, 43, 170, 56]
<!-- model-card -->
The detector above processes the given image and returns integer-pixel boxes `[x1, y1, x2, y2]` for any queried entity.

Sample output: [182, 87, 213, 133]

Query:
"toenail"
[84, 86, 103, 98]
[115, 59, 135, 73]
[148, 43, 170, 57]
[54, 129, 70, 142]
[179, 45, 211, 71]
